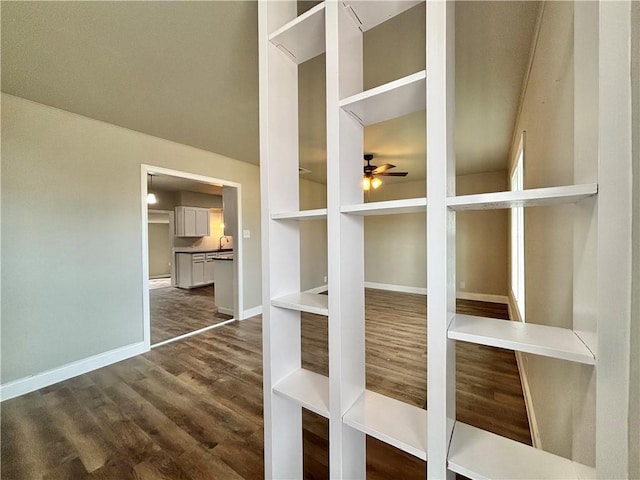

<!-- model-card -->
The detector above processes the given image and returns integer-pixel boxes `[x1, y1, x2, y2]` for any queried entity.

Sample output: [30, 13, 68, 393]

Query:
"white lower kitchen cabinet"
[213, 258, 233, 315]
[205, 253, 216, 284]
[176, 253, 212, 289]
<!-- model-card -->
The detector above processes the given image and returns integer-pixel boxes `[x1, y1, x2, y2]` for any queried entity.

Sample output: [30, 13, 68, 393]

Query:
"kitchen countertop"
[173, 248, 234, 253]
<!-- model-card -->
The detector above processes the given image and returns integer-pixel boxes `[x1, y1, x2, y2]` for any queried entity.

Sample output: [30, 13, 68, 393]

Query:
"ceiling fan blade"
[377, 171, 408, 177]
[372, 163, 396, 174]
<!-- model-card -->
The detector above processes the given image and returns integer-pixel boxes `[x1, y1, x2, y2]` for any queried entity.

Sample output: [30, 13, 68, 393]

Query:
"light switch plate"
[243, 229, 251, 238]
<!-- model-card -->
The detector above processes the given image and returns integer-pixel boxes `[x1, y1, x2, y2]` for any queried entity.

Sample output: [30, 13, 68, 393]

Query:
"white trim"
[364, 282, 427, 295]
[242, 305, 263, 319]
[456, 291, 509, 305]
[141, 164, 244, 344]
[0, 341, 148, 402]
[509, 290, 541, 449]
[515, 351, 542, 449]
[217, 307, 234, 316]
[304, 284, 328, 294]
[364, 282, 509, 305]
[151, 319, 236, 349]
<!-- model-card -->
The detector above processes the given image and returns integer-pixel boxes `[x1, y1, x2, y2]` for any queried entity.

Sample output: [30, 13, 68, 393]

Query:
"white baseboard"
[0, 341, 148, 402]
[508, 290, 541, 449]
[242, 305, 262, 319]
[304, 284, 328, 294]
[217, 307, 234, 316]
[364, 282, 509, 305]
[456, 291, 509, 304]
[364, 282, 427, 295]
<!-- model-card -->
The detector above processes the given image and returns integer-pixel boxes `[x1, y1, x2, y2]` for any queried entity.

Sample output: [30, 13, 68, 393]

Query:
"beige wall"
[508, 2, 595, 463]
[1, 94, 263, 384]
[148, 223, 171, 277]
[630, 1, 640, 476]
[364, 180, 426, 289]
[456, 171, 509, 296]
[299, 178, 328, 291]
[363, 174, 509, 296]
[177, 191, 222, 209]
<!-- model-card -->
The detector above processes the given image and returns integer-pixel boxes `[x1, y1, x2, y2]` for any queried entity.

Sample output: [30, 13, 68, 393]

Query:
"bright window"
[511, 133, 525, 321]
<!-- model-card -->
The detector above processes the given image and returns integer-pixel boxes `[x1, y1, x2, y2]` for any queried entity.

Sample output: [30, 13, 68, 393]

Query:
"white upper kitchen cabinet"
[175, 206, 211, 237]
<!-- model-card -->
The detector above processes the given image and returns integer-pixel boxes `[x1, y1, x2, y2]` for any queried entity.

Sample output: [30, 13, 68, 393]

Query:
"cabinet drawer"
[192, 253, 206, 262]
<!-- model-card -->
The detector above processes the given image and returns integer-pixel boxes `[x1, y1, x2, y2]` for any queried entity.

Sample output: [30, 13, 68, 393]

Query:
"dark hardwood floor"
[1, 289, 530, 479]
[150, 285, 233, 344]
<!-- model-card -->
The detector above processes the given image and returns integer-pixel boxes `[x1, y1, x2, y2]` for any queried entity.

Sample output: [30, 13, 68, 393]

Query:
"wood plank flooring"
[150, 285, 233, 344]
[1, 289, 530, 479]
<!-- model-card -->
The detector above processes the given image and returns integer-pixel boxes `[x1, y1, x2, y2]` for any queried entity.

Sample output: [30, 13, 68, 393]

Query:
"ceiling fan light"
[362, 177, 371, 191]
[147, 192, 157, 204]
[371, 177, 382, 189]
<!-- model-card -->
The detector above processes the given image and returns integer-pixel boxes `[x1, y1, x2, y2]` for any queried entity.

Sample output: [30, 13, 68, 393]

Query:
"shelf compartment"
[268, 2, 325, 64]
[343, 390, 427, 461]
[339, 70, 426, 126]
[448, 422, 596, 480]
[343, 1, 423, 32]
[273, 368, 330, 418]
[341, 197, 427, 216]
[446, 183, 598, 211]
[448, 314, 595, 365]
[271, 292, 329, 316]
[271, 209, 327, 221]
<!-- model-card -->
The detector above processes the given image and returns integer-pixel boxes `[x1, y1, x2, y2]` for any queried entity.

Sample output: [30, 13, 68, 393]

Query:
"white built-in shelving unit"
[259, 1, 634, 478]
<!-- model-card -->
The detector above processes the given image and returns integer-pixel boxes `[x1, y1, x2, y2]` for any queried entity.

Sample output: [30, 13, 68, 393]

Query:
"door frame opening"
[140, 164, 243, 349]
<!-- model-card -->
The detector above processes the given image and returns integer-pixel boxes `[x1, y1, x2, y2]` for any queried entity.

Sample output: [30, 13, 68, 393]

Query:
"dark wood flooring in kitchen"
[150, 285, 233, 344]
[1, 289, 530, 479]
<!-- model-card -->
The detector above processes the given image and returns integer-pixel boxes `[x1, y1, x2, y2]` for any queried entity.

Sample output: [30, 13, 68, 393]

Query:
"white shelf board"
[271, 209, 327, 221]
[341, 197, 427, 216]
[271, 292, 329, 316]
[447, 183, 598, 211]
[343, 390, 427, 461]
[448, 422, 596, 480]
[343, 1, 423, 32]
[273, 369, 330, 418]
[268, 2, 325, 64]
[339, 71, 426, 126]
[448, 314, 595, 365]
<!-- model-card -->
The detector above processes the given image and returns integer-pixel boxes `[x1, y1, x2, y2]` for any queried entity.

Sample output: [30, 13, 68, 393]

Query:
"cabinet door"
[195, 209, 210, 236]
[205, 258, 215, 283]
[184, 208, 197, 236]
[192, 260, 205, 285]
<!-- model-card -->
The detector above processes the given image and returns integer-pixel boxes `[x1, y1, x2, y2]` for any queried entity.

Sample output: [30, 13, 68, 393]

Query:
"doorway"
[140, 164, 243, 348]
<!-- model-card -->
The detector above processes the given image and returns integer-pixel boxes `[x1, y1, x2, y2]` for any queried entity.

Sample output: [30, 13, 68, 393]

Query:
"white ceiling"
[2, 1, 540, 184]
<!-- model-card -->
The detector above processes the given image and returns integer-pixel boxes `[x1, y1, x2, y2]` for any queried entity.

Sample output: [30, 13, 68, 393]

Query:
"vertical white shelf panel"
[326, 0, 367, 477]
[268, 2, 326, 64]
[448, 422, 596, 480]
[426, 2, 456, 479]
[343, 390, 428, 461]
[260, 1, 325, 478]
[273, 368, 330, 418]
[448, 314, 596, 365]
[339, 70, 426, 126]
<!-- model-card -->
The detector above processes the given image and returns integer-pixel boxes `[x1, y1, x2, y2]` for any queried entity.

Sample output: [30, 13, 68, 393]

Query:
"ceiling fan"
[362, 153, 408, 190]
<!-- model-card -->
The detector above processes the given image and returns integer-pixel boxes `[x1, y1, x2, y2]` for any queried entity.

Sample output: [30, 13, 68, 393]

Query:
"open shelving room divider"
[259, 1, 634, 479]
